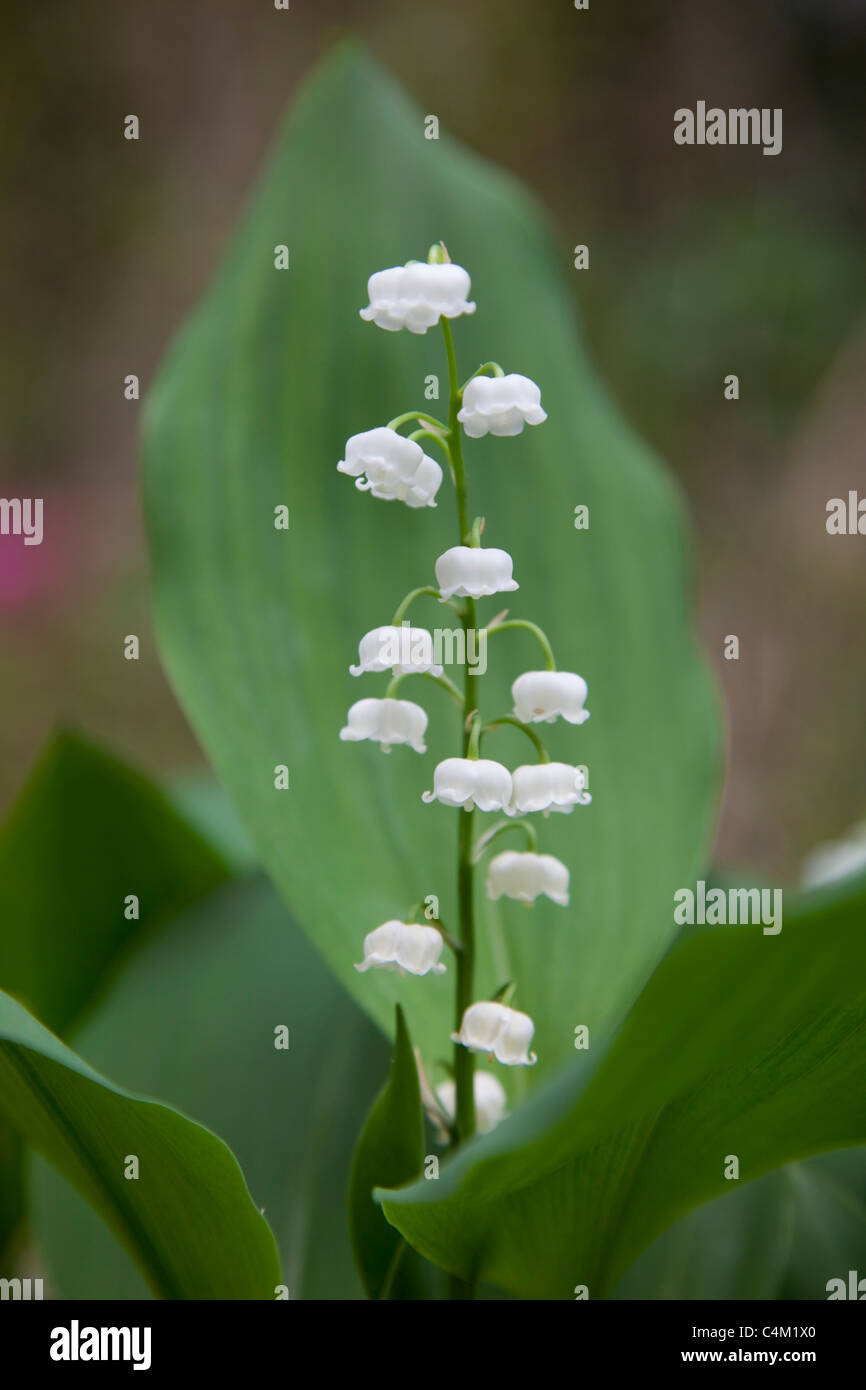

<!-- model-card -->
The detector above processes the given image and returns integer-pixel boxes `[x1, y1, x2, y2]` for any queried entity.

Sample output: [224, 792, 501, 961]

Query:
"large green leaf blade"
[348, 1004, 424, 1299]
[0, 988, 280, 1299]
[30, 875, 391, 1300]
[381, 884, 866, 1298]
[144, 43, 720, 1080]
[614, 1148, 866, 1300]
[0, 732, 230, 1257]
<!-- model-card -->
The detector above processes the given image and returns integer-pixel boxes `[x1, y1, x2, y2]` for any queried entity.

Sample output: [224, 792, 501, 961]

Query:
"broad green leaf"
[31, 874, 391, 1300]
[614, 1148, 866, 1300]
[0, 731, 229, 1258]
[613, 1169, 794, 1299]
[144, 43, 720, 1083]
[778, 1149, 866, 1299]
[349, 1004, 424, 1298]
[0, 1119, 23, 1257]
[0, 987, 279, 1299]
[0, 730, 229, 1033]
[381, 885, 866, 1298]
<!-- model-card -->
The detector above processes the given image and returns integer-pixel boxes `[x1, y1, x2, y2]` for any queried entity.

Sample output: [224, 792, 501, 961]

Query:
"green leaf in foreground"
[381, 886, 866, 1298]
[614, 1147, 866, 1300]
[349, 1005, 424, 1298]
[0, 988, 279, 1299]
[144, 41, 720, 1081]
[31, 875, 390, 1300]
[0, 731, 230, 1259]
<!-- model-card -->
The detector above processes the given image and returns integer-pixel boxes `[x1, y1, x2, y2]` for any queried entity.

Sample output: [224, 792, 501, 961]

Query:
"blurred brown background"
[2, 0, 865, 878]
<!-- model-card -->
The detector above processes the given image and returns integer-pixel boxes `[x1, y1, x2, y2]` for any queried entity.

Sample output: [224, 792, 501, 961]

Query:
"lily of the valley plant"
[342, 244, 591, 1145]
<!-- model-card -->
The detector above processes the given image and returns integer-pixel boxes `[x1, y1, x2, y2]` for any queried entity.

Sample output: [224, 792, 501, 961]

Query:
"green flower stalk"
[342, 243, 591, 1154]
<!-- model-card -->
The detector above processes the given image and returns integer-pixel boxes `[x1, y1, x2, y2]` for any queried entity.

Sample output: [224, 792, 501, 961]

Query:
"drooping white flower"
[435, 545, 519, 601]
[337, 427, 442, 508]
[452, 1001, 537, 1066]
[355, 921, 446, 976]
[457, 373, 547, 438]
[340, 698, 428, 754]
[512, 671, 590, 726]
[509, 762, 591, 815]
[487, 850, 570, 906]
[422, 757, 512, 812]
[350, 625, 443, 678]
[435, 1071, 507, 1137]
[360, 262, 476, 334]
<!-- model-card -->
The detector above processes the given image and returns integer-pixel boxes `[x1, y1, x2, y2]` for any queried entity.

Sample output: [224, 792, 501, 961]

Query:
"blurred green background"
[2, 0, 866, 878]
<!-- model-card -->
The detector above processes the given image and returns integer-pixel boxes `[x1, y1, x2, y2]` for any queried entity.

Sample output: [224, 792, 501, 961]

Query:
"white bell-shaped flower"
[487, 850, 570, 906]
[509, 762, 591, 815]
[401, 457, 442, 509]
[452, 1001, 537, 1066]
[435, 545, 519, 601]
[360, 262, 476, 334]
[512, 670, 590, 725]
[337, 427, 442, 508]
[422, 757, 512, 812]
[355, 921, 446, 976]
[457, 373, 547, 438]
[340, 698, 428, 754]
[435, 1071, 507, 1136]
[350, 625, 443, 678]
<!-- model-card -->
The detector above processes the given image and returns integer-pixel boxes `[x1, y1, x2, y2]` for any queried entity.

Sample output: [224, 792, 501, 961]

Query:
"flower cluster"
[341, 247, 592, 1143]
